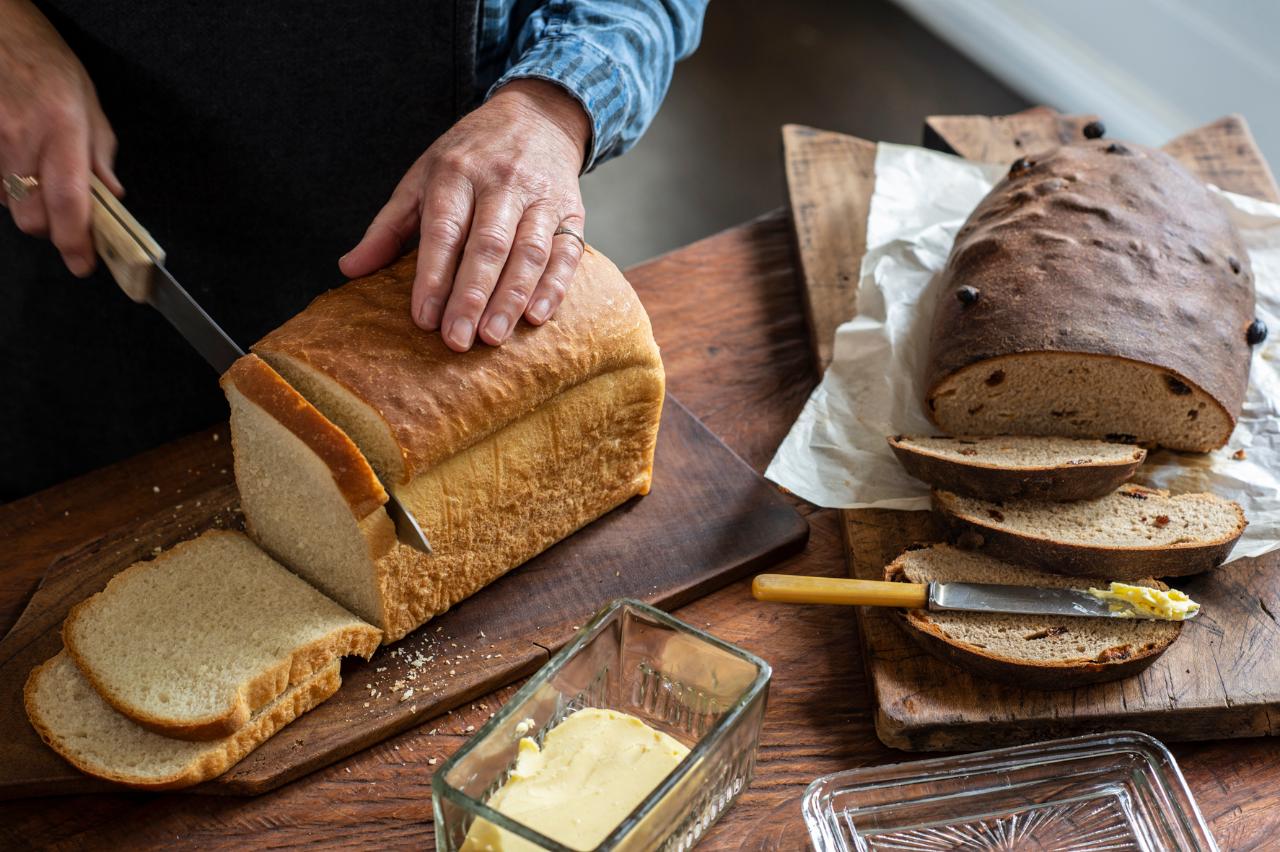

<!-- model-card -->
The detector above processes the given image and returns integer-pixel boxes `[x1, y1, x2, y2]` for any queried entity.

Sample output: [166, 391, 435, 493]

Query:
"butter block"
[1088, 582, 1200, 621]
[461, 708, 690, 851]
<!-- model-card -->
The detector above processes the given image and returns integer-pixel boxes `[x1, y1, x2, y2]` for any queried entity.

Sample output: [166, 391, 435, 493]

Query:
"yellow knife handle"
[752, 574, 929, 609]
[89, 175, 165, 303]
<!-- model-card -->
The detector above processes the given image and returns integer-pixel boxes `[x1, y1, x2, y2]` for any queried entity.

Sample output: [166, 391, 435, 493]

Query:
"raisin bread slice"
[934, 485, 1246, 579]
[889, 435, 1145, 500]
[887, 544, 1182, 689]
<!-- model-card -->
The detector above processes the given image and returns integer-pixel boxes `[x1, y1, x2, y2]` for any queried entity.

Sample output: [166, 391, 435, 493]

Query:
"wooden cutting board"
[782, 109, 1280, 750]
[0, 394, 807, 798]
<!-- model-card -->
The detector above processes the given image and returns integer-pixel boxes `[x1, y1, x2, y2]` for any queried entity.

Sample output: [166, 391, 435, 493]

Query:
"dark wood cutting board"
[0, 394, 808, 798]
[782, 110, 1280, 750]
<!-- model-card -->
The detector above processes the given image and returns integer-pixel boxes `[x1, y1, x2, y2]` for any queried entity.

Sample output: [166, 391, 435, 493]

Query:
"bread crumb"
[465, 725, 475, 732]
[429, 757, 438, 765]
[1233, 449, 1247, 460]
[152, 486, 160, 493]
[401, 688, 415, 701]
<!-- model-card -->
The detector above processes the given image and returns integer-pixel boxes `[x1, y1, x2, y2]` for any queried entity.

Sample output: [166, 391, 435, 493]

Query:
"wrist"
[490, 78, 592, 168]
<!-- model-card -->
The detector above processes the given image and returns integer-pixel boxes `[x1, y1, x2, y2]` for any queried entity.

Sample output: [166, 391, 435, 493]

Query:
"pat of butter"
[1087, 582, 1200, 621]
[461, 708, 690, 852]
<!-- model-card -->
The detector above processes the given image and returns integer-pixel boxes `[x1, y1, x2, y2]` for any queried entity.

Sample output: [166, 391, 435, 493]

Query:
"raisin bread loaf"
[889, 435, 1144, 500]
[887, 544, 1182, 689]
[925, 139, 1256, 451]
[230, 247, 665, 643]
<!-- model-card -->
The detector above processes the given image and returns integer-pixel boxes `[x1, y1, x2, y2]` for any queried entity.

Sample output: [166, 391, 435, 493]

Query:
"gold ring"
[3, 174, 39, 202]
[553, 226, 585, 250]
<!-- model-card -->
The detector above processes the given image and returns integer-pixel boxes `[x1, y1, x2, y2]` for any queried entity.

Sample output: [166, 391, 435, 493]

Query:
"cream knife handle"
[752, 574, 929, 609]
[89, 175, 165, 303]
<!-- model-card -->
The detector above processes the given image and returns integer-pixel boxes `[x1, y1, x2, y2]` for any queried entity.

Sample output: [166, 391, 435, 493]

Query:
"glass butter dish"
[432, 599, 771, 851]
[803, 731, 1216, 852]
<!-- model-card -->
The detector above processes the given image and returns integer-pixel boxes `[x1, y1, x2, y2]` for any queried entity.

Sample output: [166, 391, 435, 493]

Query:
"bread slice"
[889, 435, 1145, 501]
[237, 247, 665, 642]
[25, 652, 340, 790]
[924, 141, 1254, 452]
[62, 529, 380, 740]
[887, 544, 1182, 689]
[934, 485, 1246, 579]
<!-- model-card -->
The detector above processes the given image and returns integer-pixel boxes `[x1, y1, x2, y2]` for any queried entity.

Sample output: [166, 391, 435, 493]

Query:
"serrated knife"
[87, 176, 433, 555]
[751, 574, 1199, 620]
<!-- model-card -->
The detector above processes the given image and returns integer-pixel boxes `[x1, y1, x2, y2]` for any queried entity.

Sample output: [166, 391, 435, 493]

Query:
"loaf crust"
[886, 546, 1180, 690]
[888, 435, 1144, 501]
[934, 486, 1247, 579]
[221, 355, 387, 520]
[925, 140, 1255, 451]
[255, 247, 664, 484]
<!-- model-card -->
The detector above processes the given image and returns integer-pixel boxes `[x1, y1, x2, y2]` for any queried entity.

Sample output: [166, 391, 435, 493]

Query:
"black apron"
[1, 1, 479, 500]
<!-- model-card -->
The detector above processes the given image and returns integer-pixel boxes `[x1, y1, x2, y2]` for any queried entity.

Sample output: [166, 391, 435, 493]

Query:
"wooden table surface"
[3, 210, 1279, 850]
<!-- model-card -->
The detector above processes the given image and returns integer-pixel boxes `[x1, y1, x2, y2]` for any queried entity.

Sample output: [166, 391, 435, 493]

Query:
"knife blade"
[751, 574, 1199, 620]
[86, 177, 433, 555]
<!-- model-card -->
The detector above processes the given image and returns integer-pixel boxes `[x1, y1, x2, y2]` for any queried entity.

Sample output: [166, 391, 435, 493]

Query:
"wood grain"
[2, 166, 1280, 848]
[784, 111, 1280, 755]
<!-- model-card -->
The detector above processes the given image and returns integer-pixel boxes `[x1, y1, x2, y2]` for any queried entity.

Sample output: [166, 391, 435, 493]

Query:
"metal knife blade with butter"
[751, 573, 1200, 621]
[87, 176, 433, 555]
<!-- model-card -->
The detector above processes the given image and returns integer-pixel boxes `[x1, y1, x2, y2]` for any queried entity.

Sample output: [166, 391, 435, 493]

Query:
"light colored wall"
[892, 0, 1280, 165]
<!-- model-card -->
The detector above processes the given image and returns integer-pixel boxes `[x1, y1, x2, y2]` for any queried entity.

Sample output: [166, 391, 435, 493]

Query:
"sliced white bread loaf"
[887, 544, 1182, 689]
[889, 435, 1145, 501]
[233, 248, 665, 643]
[62, 529, 380, 740]
[25, 652, 340, 790]
[934, 485, 1246, 579]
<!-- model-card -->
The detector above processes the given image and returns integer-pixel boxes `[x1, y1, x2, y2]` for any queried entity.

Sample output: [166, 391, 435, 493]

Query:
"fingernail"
[528, 298, 552, 323]
[484, 314, 510, 342]
[448, 317, 474, 348]
[418, 297, 441, 329]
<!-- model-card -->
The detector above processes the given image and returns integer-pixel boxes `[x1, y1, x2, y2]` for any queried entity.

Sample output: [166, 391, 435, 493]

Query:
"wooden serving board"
[783, 109, 1280, 750]
[0, 394, 808, 798]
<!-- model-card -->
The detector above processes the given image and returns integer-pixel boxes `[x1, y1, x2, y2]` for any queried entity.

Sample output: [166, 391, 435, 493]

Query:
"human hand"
[0, 0, 123, 277]
[341, 79, 590, 352]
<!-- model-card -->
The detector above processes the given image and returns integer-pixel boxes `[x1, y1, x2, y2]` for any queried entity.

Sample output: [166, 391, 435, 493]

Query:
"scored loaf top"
[254, 247, 664, 483]
[925, 139, 1255, 423]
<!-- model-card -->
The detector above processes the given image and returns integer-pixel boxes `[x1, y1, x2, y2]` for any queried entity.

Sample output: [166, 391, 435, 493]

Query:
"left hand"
[340, 79, 590, 352]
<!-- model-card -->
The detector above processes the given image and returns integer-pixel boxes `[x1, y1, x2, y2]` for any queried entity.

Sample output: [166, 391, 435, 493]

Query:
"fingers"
[438, 188, 523, 351]
[525, 212, 585, 326]
[477, 204, 557, 345]
[340, 178, 422, 278]
[89, 111, 123, 197]
[411, 172, 474, 331]
[39, 123, 94, 277]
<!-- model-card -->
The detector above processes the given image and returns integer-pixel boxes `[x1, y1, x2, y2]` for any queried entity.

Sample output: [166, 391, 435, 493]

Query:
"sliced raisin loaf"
[934, 485, 1246, 579]
[886, 544, 1182, 690]
[889, 435, 1144, 501]
[925, 139, 1257, 452]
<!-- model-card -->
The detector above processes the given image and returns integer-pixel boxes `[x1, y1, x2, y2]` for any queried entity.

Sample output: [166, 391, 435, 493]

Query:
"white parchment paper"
[765, 142, 1280, 562]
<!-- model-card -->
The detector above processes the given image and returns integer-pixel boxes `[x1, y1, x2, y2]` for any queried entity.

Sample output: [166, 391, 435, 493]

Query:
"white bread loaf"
[62, 529, 380, 739]
[25, 652, 340, 790]
[227, 247, 665, 642]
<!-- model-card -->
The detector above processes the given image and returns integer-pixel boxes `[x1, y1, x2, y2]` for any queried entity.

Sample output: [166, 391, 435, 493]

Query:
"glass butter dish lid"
[803, 731, 1216, 852]
[432, 598, 771, 851]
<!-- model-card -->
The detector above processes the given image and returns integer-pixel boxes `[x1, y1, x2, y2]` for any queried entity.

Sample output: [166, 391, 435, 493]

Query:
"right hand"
[0, 0, 122, 277]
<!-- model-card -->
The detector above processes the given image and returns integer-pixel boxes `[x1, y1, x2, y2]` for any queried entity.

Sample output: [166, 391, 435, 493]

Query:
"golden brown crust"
[221, 355, 387, 519]
[933, 486, 1247, 580]
[24, 653, 341, 791]
[888, 435, 1145, 501]
[61, 530, 380, 740]
[884, 556, 1180, 690]
[253, 247, 664, 483]
[925, 140, 1254, 449]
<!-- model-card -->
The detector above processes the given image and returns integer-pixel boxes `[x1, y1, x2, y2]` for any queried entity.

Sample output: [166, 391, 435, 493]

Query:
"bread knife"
[751, 574, 1199, 620]
[87, 177, 434, 555]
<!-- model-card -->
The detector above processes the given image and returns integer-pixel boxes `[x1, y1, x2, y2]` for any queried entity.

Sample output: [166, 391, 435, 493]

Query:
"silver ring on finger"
[3, 174, 39, 202]
[553, 225, 585, 251]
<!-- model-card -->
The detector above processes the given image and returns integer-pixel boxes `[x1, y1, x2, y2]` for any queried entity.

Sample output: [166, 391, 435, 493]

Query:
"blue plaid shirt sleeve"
[478, 0, 707, 172]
